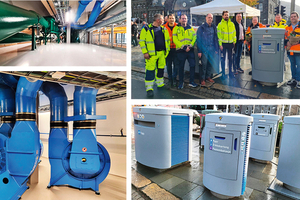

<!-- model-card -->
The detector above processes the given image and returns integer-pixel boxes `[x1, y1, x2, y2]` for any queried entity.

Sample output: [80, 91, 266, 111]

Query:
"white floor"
[21, 157, 126, 200]
[0, 43, 126, 66]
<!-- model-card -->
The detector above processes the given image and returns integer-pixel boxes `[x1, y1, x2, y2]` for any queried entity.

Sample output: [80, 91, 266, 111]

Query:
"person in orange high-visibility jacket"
[285, 11, 300, 88]
[246, 17, 266, 75]
[164, 14, 178, 87]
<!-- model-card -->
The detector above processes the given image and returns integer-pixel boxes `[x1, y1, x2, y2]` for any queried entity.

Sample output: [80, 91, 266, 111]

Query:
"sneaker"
[201, 80, 206, 86]
[189, 82, 198, 88]
[234, 71, 238, 75]
[296, 81, 300, 89]
[287, 79, 296, 85]
[237, 68, 244, 73]
[178, 82, 184, 89]
[206, 78, 214, 83]
[173, 81, 177, 87]
[249, 71, 252, 75]
[146, 90, 154, 97]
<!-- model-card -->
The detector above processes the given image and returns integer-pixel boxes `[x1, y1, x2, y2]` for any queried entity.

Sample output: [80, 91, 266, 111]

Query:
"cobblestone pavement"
[131, 45, 299, 99]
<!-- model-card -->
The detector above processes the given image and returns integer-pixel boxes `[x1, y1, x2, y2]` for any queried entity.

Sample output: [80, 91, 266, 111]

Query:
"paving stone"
[142, 183, 180, 200]
[168, 181, 198, 198]
[132, 169, 151, 189]
[150, 173, 174, 185]
[159, 176, 185, 190]
[214, 91, 223, 97]
[259, 93, 287, 99]
[246, 176, 269, 193]
[222, 93, 231, 99]
[239, 88, 260, 98]
[182, 185, 205, 200]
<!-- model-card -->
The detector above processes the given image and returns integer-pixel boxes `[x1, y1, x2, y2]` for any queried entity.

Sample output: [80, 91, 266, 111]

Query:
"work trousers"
[145, 50, 165, 91]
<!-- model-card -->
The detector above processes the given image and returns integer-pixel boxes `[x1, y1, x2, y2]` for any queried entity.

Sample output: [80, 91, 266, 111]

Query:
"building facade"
[256, 0, 279, 25]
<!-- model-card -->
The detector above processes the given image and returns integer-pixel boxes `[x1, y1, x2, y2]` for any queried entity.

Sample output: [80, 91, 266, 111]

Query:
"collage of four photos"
[0, 0, 300, 199]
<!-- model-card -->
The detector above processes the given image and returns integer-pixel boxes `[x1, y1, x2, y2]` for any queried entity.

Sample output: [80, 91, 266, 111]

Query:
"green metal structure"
[0, 2, 62, 48]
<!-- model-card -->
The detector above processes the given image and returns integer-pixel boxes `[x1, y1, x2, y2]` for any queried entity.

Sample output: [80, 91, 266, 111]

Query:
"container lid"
[133, 106, 195, 116]
[284, 115, 300, 124]
[251, 113, 280, 121]
[252, 28, 285, 34]
[201, 110, 222, 115]
[206, 113, 253, 125]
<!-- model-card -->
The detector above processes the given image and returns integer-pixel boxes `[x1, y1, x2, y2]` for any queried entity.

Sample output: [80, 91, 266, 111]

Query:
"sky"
[281, 0, 300, 6]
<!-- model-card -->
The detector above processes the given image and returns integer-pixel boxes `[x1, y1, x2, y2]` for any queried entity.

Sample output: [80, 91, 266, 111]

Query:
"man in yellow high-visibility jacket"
[217, 11, 236, 79]
[173, 14, 198, 89]
[270, 14, 287, 29]
[139, 14, 170, 97]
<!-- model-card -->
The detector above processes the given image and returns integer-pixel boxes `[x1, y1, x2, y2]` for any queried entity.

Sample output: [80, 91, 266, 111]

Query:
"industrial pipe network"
[0, 73, 111, 200]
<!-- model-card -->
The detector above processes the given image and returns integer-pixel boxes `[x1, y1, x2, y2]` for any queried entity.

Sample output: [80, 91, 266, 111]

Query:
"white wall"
[38, 97, 126, 178]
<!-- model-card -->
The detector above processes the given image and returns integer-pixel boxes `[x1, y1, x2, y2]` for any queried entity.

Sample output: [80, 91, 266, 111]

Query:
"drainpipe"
[0, 77, 42, 200]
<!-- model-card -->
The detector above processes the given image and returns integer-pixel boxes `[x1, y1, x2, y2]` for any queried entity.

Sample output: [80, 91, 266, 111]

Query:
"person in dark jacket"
[233, 13, 245, 74]
[196, 13, 219, 86]
[131, 20, 138, 47]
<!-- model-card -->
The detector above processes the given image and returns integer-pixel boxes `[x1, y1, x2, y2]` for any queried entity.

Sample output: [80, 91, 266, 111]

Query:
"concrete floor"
[131, 137, 293, 200]
[0, 43, 126, 66]
[21, 156, 126, 200]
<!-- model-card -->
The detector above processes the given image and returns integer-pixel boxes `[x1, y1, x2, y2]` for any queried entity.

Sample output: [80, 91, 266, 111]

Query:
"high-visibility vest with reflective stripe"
[270, 19, 287, 29]
[139, 23, 170, 57]
[285, 21, 300, 54]
[217, 18, 237, 46]
[172, 24, 197, 50]
[164, 22, 177, 49]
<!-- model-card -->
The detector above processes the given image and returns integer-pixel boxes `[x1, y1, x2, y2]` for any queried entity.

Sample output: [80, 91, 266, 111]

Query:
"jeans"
[201, 49, 218, 80]
[132, 35, 138, 46]
[287, 53, 300, 81]
[166, 49, 179, 83]
[177, 50, 196, 84]
[234, 40, 244, 70]
[221, 43, 234, 76]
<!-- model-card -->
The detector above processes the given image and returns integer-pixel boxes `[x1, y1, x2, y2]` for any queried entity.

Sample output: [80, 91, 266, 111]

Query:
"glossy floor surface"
[132, 136, 292, 200]
[21, 157, 126, 200]
[0, 43, 126, 66]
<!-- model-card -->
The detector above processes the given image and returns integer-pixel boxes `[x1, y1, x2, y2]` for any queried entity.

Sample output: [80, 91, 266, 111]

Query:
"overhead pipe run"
[74, 0, 93, 22]
[72, 0, 104, 29]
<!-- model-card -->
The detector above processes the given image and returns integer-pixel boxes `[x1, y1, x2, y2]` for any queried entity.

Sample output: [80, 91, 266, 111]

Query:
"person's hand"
[219, 46, 223, 51]
[144, 53, 150, 60]
[186, 46, 190, 52]
[233, 42, 235, 47]
[198, 53, 202, 58]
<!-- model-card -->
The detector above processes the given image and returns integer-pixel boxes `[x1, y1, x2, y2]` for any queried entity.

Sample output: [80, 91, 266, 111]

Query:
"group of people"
[138, 11, 300, 97]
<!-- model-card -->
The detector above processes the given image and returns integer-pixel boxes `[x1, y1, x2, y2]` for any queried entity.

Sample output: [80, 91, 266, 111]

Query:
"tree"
[240, 0, 259, 7]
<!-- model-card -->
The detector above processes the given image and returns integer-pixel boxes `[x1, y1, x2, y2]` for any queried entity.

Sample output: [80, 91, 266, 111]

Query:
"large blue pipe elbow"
[15, 77, 42, 114]
[74, 86, 98, 116]
[72, 0, 104, 29]
[0, 73, 18, 89]
[74, 0, 93, 23]
[40, 82, 67, 122]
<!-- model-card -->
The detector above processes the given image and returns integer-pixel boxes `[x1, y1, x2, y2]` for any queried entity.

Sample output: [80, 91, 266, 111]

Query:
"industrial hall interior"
[0, 0, 126, 66]
[0, 71, 126, 200]
[132, 105, 300, 200]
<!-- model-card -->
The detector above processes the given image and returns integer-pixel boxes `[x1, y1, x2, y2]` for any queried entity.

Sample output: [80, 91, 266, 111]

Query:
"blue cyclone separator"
[72, 0, 104, 29]
[46, 85, 110, 194]
[0, 77, 42, 200]
[0, 83, 16, 175]
[74, 0, 93, 23]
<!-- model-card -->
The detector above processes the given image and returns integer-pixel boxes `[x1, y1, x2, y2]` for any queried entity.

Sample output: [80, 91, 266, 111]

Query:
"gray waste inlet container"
[252, 28, 285, 83]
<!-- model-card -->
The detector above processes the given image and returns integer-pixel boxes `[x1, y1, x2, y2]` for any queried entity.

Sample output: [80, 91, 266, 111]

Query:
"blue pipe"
[0, 84, 15, 117]
[15, 77, 42, 114]
[74, 86, 97, 116]
[40, 82, 67, 122]
[0, 77, 42, 200]
[0, 73, 18, 89]
[72, 0, 104, 29]
[74, 0, 93, 23]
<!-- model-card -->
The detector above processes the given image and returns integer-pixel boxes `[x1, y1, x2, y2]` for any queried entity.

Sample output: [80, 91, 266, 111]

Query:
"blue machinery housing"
[0, 76, 110, 199]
